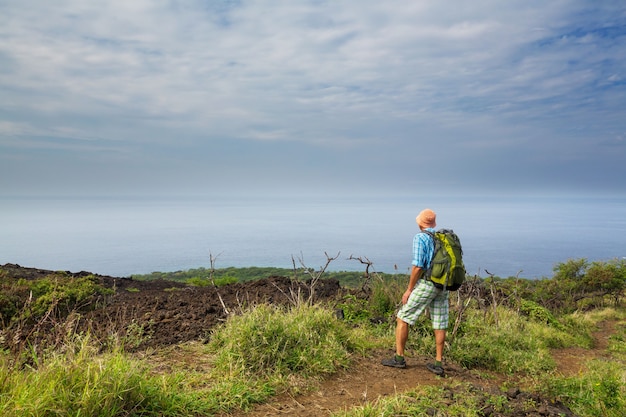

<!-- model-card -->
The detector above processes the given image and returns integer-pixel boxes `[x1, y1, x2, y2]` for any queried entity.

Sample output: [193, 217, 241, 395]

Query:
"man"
[381, 208, 448, 375]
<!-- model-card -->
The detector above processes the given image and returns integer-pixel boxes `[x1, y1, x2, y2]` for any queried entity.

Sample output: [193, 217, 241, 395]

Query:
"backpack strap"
[420, 230, 438, 279]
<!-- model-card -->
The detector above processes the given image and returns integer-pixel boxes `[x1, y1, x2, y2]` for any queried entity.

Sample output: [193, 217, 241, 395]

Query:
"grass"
[0, 303, 371, 416]
[0, 336, 179, 416]
[334, 305, 626, 417]
[331, 383, 516, 417]
[537, 360, 626, 417]
[1, 274, 625, 417]
[209, 303, 369, 379]
[444, 306, 592, 374]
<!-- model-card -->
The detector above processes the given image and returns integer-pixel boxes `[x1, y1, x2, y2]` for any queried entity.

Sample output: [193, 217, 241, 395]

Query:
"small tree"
[553, 258, 588, 281]
[584, 259, 626, 306]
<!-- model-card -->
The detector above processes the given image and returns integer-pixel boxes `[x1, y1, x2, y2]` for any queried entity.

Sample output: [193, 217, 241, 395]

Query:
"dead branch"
[291, 254, 300, 281]
[297, 251, 340, 305]
[449, 274, 481, 343]
[207, 252, 229, 316]
[484, 269, 499, 328]
[347, 254, 375, 292]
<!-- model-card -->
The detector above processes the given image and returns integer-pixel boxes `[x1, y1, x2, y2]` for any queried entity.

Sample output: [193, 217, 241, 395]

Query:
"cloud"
[1, 0, 625, 197]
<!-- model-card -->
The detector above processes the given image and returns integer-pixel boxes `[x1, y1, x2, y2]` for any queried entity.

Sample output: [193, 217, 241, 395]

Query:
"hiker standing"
[381, 208, 448, 375]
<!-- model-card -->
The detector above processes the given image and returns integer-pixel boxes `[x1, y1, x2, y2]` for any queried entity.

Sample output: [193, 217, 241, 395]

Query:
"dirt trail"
[220, 321, 616, 417]
[552, 320, 615, 377]
[220, 352, 476, 417]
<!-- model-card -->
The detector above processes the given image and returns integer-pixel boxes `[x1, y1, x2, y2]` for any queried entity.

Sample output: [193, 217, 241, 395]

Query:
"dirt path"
[219, 352, 488, 417]
[220, 321, 617, 417]
[552, 319, 615, 377]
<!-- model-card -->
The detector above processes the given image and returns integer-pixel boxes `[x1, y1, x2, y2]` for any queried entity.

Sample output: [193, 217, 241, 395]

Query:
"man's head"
[416, 208, 437, 230]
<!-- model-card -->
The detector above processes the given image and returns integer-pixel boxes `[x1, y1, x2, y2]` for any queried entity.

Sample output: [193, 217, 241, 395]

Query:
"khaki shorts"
[397, 279, 449, 330]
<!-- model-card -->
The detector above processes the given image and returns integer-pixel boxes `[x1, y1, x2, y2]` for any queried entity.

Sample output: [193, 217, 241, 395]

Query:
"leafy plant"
[519, 299, 563, 329]
[186, 275, 238, 287]
[3, 274, 112, 324]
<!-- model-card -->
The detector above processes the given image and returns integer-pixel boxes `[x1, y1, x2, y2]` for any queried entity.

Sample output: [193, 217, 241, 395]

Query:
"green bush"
[30, 275, 110, 316]
[336, 294, 371, 323]
[209, 303, 367, 379]
[519, 299, 562, 329]
[186, 275, 238, 287]
[334, 275, 404, 325]
[2, 274, 112, 324]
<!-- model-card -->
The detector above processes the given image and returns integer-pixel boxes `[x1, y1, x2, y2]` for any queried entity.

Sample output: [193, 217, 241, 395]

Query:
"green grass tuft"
[209, 303, 367, 380]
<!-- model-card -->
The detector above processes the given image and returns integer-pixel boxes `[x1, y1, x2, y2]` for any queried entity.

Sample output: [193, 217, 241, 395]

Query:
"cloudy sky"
[1, 0, 625, 199]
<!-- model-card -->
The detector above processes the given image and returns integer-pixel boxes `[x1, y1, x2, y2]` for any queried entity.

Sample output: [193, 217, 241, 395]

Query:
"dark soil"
[2, 263, 612, 417]
[0, 263, 344, 350]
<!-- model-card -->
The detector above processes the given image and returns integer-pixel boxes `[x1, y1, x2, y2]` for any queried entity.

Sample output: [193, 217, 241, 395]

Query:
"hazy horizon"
[3, 194, 625, 280]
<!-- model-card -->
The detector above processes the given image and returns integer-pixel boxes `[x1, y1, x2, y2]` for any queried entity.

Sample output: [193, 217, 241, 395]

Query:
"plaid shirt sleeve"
[412, 229, 435, 268]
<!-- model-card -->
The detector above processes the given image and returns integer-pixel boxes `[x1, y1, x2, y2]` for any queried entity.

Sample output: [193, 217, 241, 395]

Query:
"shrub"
[2, 274, 112, 324]
[369, 275, 404, 318]
[186, 275, 238, 287]
[336, 294, 371, 323]
[519, 299, 562, 329]
[208, 304, 367, 379]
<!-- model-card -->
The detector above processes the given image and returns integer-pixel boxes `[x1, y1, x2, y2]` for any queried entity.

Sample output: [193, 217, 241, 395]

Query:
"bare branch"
[347, 254, 376, 291]
[207, 251, 229, 316]
[296, 251, 339, 305]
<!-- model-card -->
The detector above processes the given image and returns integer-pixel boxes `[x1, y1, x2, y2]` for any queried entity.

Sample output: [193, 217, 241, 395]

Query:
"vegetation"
[0, 304, 369, 416]
[131, 266, 292, 283]
[0, 271, 112, 328]
[334, 360, 626, 417]
[1, 258, 625, 416]
[132, 266, 400, 288]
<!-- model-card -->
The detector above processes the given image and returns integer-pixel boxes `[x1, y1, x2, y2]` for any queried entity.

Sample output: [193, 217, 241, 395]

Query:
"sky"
[1, 0, 625, 199]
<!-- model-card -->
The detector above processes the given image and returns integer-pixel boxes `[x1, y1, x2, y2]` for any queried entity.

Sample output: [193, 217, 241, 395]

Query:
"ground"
[2, 263, 613, 416]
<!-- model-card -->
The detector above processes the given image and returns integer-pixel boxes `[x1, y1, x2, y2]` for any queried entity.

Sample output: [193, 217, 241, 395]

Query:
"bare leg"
[396, 317, 409, 356]
[434, 329, 446, 362]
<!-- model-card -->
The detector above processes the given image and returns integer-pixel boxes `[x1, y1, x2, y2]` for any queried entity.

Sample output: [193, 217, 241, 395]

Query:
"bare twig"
[297, 251, 340, 305]
[449, 274, 480, 342]
[291, 254, 300, 281]
[207, 252, 229, 316]
[485, 269, 499, 328]
[347, 254, 375, 292]
[269, 280, 304, 306]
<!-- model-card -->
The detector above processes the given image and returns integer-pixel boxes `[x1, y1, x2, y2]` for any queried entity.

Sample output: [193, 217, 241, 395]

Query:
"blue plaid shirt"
[412, 228, 435, 269]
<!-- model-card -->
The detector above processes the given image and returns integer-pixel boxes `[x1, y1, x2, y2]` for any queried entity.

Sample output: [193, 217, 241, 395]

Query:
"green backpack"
[423, 229, 466, 291]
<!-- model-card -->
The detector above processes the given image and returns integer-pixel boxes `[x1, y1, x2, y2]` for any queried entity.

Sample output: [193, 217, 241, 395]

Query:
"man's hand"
[402, 289, 412, 304]
[402, 266, 422, 304]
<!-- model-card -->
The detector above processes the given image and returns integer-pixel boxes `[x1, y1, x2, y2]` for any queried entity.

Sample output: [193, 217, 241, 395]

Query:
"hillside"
[1, 263, 620, 416]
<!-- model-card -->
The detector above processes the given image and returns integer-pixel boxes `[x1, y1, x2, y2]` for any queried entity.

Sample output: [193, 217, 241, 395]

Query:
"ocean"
[1, 195, 625, 279]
